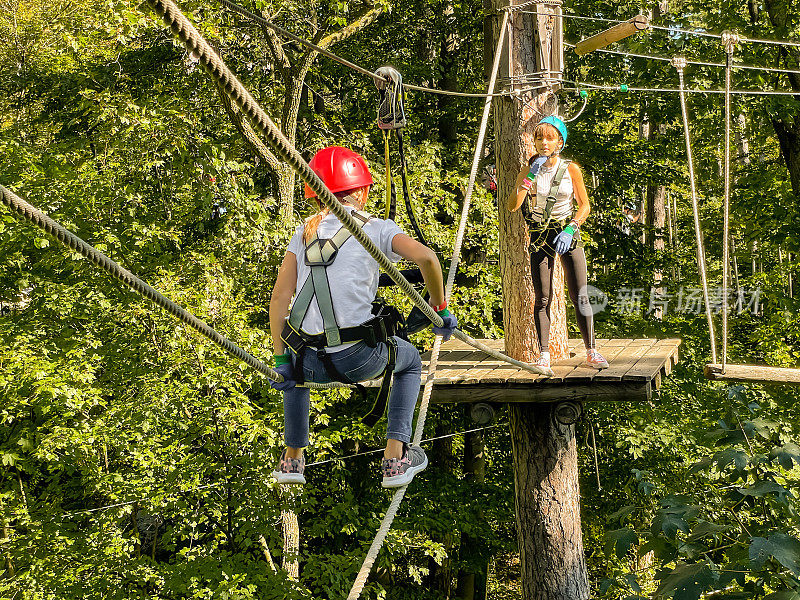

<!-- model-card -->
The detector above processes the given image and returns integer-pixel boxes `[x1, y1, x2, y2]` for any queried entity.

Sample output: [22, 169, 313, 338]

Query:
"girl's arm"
[270, 251, 298, 355]
[507, 165, 532, 212]
[569, 162, 591, 226]
[391, 234, 445, 308]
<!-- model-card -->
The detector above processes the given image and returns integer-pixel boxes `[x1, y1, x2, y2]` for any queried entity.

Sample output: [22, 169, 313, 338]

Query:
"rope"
[0, 184, 352, 390]
[563, 42, 800, 76]
[346, 13, 512, 599]
[144, 0, 551, 376]
[672, 58, 717, 365]
[722, 32, 738, 372]
[216, 0, 532, 99]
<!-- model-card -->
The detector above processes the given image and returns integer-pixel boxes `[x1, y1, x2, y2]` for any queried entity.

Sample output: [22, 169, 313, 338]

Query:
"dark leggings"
[531, 229, 594, 352]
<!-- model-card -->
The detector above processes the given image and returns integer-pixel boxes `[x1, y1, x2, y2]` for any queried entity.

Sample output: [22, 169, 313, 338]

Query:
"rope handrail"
[563, 41, 800, 76]
[564, 79, 800, 95]
[0, 184, 350, 390]
[672, 58, 717, 365]
[46, 424, 500, 520]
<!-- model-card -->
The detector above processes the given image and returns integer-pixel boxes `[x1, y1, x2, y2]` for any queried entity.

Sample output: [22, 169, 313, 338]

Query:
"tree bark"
[762, 0, 800, 197]
[494, 5, 567, 362]
[492, 3, 587, 598]
[509, 403, 588, 600]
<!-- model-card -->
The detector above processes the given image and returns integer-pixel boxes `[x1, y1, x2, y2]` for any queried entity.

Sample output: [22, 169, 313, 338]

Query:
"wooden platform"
[705, 363, 800, 385]
[417, 338, 681, 404]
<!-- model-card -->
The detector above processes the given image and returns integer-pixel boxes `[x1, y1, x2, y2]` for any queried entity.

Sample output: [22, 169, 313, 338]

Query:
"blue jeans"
[283, 337, 422, 448]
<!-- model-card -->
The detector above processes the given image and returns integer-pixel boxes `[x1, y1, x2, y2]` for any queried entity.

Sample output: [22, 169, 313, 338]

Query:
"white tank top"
[529, 157, 575, 223]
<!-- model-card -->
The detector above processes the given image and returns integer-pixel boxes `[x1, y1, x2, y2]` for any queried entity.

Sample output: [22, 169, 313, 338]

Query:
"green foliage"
[2, 0, 800, 598]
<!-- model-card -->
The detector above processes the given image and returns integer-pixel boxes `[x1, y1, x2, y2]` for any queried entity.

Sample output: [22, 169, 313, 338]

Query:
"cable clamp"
[721, 30, 740, 54]
[671, 56, 687, 71]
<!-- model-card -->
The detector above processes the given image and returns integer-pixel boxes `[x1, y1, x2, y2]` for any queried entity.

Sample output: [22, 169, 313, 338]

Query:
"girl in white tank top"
[505, 117, 609, 371]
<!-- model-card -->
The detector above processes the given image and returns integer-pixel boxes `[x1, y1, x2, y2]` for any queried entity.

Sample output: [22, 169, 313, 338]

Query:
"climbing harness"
[280, 209, 406, 425]
[524, 157, 575, 255]
[374, 66, 428, 246]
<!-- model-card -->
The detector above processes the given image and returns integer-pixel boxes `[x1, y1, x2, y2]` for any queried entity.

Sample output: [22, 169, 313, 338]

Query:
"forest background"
[1, 0, 800, 598]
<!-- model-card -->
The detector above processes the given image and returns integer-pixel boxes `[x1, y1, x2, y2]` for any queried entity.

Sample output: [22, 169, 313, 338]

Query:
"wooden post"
[574, 15, 649, 55]
[492, 1, 589, 598]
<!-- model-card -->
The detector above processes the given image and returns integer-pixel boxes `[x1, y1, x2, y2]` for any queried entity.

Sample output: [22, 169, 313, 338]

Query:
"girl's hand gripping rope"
[270, 352, 297, 391]
[431, 302, 458, 341]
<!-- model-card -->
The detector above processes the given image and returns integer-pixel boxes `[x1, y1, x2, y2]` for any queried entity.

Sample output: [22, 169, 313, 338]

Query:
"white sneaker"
[534, 355, 555, 377]
[586, 349, 609, 369]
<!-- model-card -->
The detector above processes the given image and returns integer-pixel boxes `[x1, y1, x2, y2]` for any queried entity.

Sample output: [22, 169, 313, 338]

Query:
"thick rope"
[672, 58, 717, 365]
[143, 0, 551, 377]
[722, 32, 739, 372]
[345, 14, 512, 600]
[0, 184, 348, 390]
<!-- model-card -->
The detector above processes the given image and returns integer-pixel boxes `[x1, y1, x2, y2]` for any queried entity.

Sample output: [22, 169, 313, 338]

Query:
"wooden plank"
[564, 339, 633, 382]
[704, 363, 800, 385]
[593, 339, 658, 382]
[623, 345, 679, 381]
[432, 381, 651, 404]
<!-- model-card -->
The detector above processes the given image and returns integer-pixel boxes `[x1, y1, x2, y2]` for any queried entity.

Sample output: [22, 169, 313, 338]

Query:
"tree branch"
[317, 6, 384, 51]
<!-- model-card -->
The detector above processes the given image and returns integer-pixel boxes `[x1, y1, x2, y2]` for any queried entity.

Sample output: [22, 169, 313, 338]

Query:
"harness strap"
[288, 210, 372, 347]
[383, 131, 396, 220]
[396, 130, 428, 246]
[541, 158, 571, 225]
[361, 337, 398, 428]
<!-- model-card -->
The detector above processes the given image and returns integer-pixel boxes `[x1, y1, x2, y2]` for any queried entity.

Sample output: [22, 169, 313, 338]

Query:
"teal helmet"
[537, 116, 568, 148]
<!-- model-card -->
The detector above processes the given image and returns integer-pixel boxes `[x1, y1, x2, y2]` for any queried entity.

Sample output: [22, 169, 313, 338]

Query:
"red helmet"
[304, 146, 374, 198]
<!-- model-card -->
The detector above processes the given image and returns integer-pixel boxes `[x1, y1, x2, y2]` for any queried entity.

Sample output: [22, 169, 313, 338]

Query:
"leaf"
[736, 480, 788, 499]
[749, 534, 800, 575]
[711, 448, 749, 472]
[764, 592, 800, 600]
[608, 505, 638, 523]
[606, 527, 639, 558]
[654, 562, 716, 600]
[770, 443, 800, 470]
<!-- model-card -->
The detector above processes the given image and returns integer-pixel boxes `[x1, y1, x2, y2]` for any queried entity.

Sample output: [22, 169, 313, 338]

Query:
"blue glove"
[521, 156, 548, 190]
[270, 362, 297, 391]
[528, 155, 548, 175]
[432, 310, 458, 342]
[553, 230, 574, 255]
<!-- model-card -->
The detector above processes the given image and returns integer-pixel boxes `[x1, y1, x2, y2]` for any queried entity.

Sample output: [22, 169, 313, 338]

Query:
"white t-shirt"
[529, 157, 575, 222]
[286, 207, 404, 352]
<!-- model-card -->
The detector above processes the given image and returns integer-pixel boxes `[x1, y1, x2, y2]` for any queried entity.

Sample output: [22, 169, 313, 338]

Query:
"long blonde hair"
[302, 188, 365, 242]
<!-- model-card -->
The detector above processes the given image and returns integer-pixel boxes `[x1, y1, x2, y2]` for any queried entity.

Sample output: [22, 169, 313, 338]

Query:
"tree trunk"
[492, 2, 587, 598]
[510, 403, 588, 600]
[438, 2, 462, 170]
[762, 0, 800, 197]
[456, 408, 489, 600]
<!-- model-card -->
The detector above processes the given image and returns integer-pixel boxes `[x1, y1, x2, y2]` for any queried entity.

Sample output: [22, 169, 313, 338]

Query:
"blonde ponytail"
[303, 208, 329, 243]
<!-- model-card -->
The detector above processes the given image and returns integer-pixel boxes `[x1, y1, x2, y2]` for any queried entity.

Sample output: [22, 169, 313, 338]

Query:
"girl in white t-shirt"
[268, 146, 457, 488]
[506, 117, 608, 371]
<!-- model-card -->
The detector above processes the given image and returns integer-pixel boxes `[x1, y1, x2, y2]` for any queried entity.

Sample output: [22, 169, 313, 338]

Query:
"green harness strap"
[288, 210, 372, 347]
